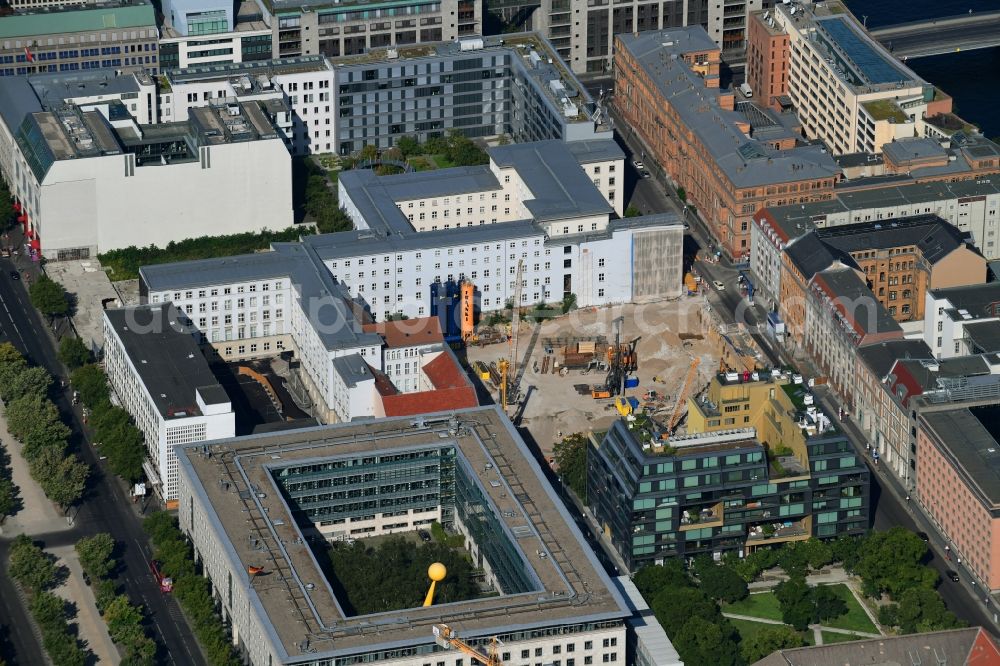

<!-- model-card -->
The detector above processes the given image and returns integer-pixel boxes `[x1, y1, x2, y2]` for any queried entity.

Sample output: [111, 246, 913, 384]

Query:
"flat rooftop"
[0, 0, 155, 39]
[104, 303, 229, 419]
[922, 407, 1000, 510]
[178, 407, 629, 660]
[616, 28, 841, 190]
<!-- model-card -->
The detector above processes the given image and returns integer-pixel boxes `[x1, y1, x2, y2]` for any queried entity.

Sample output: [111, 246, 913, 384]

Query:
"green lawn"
[724, 591, 784, 622]
[821, 631, 863, 645]
[729, 618, 814, 646]
[818, 584, 878, 634]
[431, 154, 457, 168]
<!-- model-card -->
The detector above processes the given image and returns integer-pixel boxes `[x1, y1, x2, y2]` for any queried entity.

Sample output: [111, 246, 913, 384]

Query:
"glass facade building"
[272, 444, 539, 595]
[588, 378, 870, 572]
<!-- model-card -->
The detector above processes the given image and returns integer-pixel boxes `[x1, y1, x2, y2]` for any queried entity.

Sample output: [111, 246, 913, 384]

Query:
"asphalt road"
[0, 260, 206, 666]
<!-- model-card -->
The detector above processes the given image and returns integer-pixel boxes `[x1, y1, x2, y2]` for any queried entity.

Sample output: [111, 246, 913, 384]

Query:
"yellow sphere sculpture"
[423, 562, 447, 607]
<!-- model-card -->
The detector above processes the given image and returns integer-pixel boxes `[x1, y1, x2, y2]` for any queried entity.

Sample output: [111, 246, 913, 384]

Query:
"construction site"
[463, 293, 769, 461]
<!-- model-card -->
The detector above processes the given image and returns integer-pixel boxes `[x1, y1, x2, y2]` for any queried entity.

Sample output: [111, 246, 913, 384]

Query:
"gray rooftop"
[139, 244, 382, 353]
[768, 177, 1000, 235]
[963, 321, 1000, 354]
[104, 303, 229, 419]
[489, 140, 614, 221]
[165, 55, 330, 82]
[922, 408, 1000, 510]
[932, 282, 1000, 321]
[177, 406, 630, 660]
[816, 214, 976, 264]
[616, 28, 841, 190]
[812, 266, 902, 338]
[881, 137, 947, 164]
[784, 232, 857, 279]
[565, 138, 626, 164]
[752, 627, 994, 666]
[338, 139, 614, 236]
[857, 339, 933, 378]
[331, 354, 371, 389]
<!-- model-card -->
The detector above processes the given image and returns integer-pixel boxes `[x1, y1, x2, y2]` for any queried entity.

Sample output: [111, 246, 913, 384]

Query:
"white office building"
[138, 138, 683, 420]
[0, 72, 293, 260]
[103, 303, 235, 506]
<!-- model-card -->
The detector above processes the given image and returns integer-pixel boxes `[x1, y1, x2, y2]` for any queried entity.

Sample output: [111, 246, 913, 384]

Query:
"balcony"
[746, 515, 812, 552]
[679, 501, 724, 531]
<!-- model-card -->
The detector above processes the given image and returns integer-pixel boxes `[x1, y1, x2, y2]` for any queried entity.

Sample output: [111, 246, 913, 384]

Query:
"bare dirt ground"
[465, 297, 723, 459]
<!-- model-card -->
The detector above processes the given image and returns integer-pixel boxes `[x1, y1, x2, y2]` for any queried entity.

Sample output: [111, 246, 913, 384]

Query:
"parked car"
[418, 529, 432, 543]
[8, 271, 18, 280]
[947, 570, 960, 582]
[917, 531, 929, 542]
[633, 160, 644, 171]
[713, 280, 726, 291]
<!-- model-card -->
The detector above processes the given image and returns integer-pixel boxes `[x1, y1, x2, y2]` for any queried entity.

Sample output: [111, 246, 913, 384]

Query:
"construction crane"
[433, 624, 503, 666]
[666, 357, 701, 436]
[500, 259, 525, 411]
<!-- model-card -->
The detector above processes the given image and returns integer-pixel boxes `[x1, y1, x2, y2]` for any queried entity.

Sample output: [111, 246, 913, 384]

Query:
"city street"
[606, 112, 1000, 633]
[0, 257, 206, 666]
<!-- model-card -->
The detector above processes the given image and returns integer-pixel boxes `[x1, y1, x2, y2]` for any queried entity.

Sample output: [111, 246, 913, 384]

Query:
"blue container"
[624, 377, 640, 389]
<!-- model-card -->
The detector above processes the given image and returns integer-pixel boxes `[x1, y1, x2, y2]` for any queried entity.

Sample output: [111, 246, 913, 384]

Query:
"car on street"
[150, 560, 173, 593]
[8, 271, 18, 280]
[917, 531, 929, 542]
[946, 570, 960, 582]
[713, 280, 725, 291]
[418, 529, 432, 543]
[633, 160, 644, 171]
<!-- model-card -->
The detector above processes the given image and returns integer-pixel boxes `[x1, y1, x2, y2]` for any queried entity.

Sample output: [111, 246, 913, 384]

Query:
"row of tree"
[97, 227, 305, 281]
[0, 425, 20, 524]
[302, 159, 354, 234]
[143, 512, 241, 666]
[0, 343, 88, 513]
[394, 132, 490, 167]
[8, 535, 89, 666]
[76, 533, 157, 665]
[70, 364, 145, 483]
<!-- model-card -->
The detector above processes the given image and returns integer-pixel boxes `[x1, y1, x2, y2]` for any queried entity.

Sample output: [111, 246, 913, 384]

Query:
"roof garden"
[862, 99, 907, 123]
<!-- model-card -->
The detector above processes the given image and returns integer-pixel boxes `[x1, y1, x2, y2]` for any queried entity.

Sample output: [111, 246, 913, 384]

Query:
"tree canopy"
[739, 625, 806, 663]
[553, 433, 588, 500]
[853, 527, 937, 597]
[28, 275, 69, 318]
[58, 336, 91, 369]
[324, 536, 479, 615]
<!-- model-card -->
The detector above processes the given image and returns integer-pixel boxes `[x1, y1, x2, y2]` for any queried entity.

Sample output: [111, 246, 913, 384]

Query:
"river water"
[844, 0, 1000, 138]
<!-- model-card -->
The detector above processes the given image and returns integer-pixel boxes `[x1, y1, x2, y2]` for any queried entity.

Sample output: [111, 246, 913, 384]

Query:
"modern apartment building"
[103, 303, 236, 506]
[160, 34, 610, 156]
[503, 0, 773, 74]
[0, 0, 159, 77]
[614, 27, 840, 260]
[176, 407, 632, 665]
[253, 0, 480, 61]
[752, 211, 986, 321]
[0, 75, 293, 260]
[588, 371, 869, 571]
[764, 0, 951, 155]
[158, 0, 272, 70]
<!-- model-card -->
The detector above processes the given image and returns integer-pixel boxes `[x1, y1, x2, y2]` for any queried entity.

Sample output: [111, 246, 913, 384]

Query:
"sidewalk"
[0, 403, 72, 536]
[50, 544, 120, 665]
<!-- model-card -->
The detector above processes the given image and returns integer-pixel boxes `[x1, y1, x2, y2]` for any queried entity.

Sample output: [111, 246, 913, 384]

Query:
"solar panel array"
[821, 17, 908, 85]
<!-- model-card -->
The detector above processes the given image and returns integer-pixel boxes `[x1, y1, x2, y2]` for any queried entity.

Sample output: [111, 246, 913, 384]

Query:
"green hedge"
[98, 227, 306, 281]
